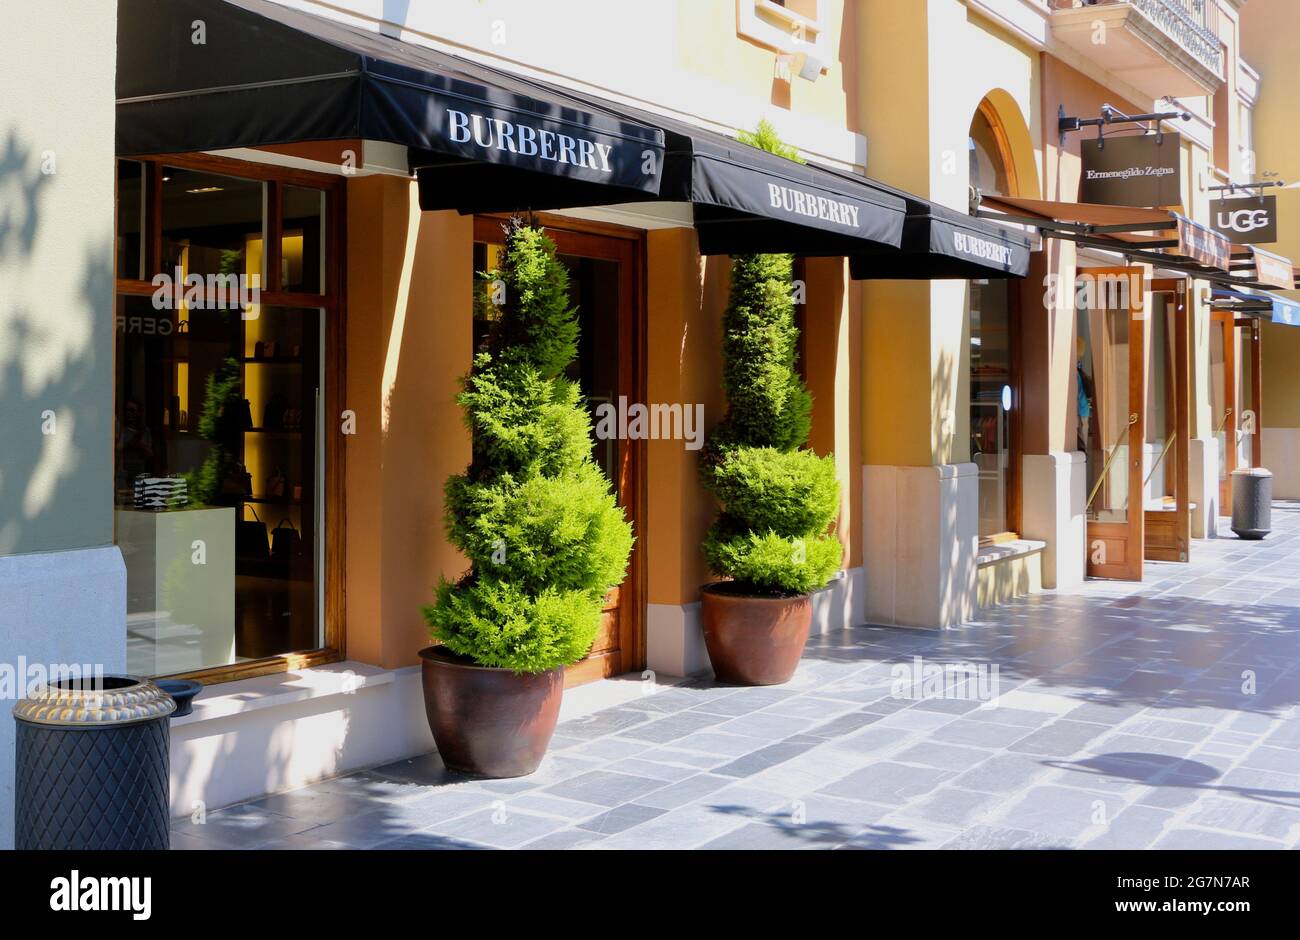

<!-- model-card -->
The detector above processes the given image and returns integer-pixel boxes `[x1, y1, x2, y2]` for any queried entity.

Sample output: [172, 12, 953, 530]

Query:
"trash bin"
[13, 676, 176, 850]
[1231, 467, 1273, 540]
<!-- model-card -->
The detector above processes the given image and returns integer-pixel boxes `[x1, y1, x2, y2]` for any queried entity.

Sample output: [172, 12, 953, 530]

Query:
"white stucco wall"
[0, 1, 124, 847]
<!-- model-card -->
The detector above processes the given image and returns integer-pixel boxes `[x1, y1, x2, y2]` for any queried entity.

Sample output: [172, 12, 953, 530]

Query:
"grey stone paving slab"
[664, 730, 763, 757]
[711, 739, 821, 777]
[943, 825, 1073, 849]
[1183, 796, 1300, 841]
[844, 818, 963, 850]
[617, 711, 729, 743]
[434, 808, 567, 848]
[1153, 829, 1285, 850]
[951, 753, 1052, 795]
[635, 773, 734, 810]
[302, 808, 429, 849]
[819, 761, 954, 805]
[1080, 805, 1174, 849]
[577, 803, 666, 835]
[1006, 719, 1110, 757]
[826, 725, 913, 755]
[175, 507, 1300, 851]
[711, 711, 818, 740]
[992, 785, 1125, 841]
[929, 717, 1032, 748]
[604, 757, 698, 782]
[518, 828, 606, 850]
[890, 786, 1002, 827]
[892, 741, 994, 772]
[543, 770, 667, 807]
[171, 804, 321, 848]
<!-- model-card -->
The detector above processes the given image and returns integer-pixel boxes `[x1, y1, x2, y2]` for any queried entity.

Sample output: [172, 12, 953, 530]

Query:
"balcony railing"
[1052, 0, 1223, 79]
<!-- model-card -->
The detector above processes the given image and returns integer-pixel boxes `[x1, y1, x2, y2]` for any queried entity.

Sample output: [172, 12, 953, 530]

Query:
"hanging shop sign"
[1079, 133, 1182, 208]
[1176, 216, 1231, 270]
[1209, 195, 1278, 244]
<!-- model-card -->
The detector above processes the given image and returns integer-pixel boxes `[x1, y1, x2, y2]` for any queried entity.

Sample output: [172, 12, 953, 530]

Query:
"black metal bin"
[13, 676, 176, 850]
[1231, 467, 1273, 540]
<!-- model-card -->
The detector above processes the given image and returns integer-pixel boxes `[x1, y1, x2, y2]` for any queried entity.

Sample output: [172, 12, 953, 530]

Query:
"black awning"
[116, 0, 664, 199]
[419, 101, 907, 254]
[850, 201, 1031, 279]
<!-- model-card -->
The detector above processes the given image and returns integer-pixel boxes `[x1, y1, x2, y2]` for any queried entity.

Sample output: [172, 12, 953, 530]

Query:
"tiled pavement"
[173, 503, 1300, 850]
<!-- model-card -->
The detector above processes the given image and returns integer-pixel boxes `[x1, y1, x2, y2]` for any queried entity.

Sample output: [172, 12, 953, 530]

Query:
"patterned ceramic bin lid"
[13, 676, 176, 727]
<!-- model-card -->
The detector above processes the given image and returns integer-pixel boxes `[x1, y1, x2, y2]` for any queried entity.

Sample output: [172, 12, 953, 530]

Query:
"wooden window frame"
[113, 151, 347, 685]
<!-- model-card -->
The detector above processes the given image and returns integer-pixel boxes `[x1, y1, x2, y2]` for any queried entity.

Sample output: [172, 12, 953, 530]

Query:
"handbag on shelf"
[263, 392, 289, 430]
[266, 467, 287, 499]
[220, 463, 253, 497]
[271, 517, 302, 560]
[236, 505, 270, 559]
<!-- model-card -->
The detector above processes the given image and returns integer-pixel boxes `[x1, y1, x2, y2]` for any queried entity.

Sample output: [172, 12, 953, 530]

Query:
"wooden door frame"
[1213, 310, 1238, 511]
[1143, 280, 1191, 562]
[1083, 266, 1146, 581]
[473, 213, 648, 683]
[1239, 317, 1264, 468]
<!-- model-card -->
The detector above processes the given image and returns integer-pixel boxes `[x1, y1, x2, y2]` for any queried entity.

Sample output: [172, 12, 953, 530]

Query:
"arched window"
[969, 103, 1015, 200]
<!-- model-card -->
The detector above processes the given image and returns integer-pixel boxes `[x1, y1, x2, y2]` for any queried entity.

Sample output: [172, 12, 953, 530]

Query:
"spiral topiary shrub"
[700, 239, 842, 596]
[423, 219, 633, 673]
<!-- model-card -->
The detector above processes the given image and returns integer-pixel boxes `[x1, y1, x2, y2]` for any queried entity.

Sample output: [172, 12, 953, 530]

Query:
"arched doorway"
[968, 100, 1022, 541]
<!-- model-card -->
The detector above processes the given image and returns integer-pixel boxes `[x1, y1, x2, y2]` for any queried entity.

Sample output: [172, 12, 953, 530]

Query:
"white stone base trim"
[646, 565, 865, 679]
[1189, 436, 1220, 539]
[170, 661, 693, 817]
[646, 600, 708, 678]
[1263, 427, 1300, 499]
[811, 566, 866, 635]
[1021, 451, 1086, 590]
[0, 545, 127, 848]
[862, 463, 978, 628]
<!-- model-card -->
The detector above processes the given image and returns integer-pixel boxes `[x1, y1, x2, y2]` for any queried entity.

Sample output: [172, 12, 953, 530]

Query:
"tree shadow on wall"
[0, 128, 113, 556]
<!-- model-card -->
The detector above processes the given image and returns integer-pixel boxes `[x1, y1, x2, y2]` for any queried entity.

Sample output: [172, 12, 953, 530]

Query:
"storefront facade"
[1243, 3, 1300, 499]
[3, 0, 1296, 841]
[113, 0, 901, 818]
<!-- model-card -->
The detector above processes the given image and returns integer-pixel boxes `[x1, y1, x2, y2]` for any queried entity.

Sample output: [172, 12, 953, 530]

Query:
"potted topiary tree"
[698, 123, 843, 686]
[421, 218, 633, 778]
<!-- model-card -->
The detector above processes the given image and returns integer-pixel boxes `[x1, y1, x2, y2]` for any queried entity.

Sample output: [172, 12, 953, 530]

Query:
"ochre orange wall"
[345, 176, 472, 669]
[644, 230, 727, 607]
[804, 256, 862, 568]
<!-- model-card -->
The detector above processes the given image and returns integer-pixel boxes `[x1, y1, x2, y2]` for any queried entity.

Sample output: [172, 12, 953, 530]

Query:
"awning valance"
[849, 201, 1032, 279]
[1212, 288, 1300, 326]
[117, 0, 665, 200]
[979, 195, 1233, 271]
[1230, 246, 1296, 289]
[419, 105, 909, 255]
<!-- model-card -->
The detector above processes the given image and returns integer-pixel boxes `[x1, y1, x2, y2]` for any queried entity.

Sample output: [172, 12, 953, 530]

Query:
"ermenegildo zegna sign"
[440, 106, 654, 190]
[1080, 133, 1182, 208]
[1210, 195, 1279, 244]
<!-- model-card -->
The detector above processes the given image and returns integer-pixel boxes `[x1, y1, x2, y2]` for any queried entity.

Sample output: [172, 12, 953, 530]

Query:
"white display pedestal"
[115, 507, 236, 675]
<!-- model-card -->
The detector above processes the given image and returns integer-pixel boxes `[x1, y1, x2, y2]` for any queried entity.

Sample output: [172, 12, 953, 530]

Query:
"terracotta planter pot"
[700, 582, 813, 686]
[419, 646, 564, 778]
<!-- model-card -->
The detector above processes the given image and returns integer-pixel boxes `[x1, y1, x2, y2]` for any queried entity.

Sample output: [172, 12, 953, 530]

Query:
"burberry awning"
[117, 0, 665, 201]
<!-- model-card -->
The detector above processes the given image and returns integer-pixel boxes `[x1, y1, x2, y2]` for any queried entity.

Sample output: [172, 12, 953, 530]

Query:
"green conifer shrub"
[185, 356, 243, 506]
[700, 125, 843, 596]
[424, 220, 633, 673]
